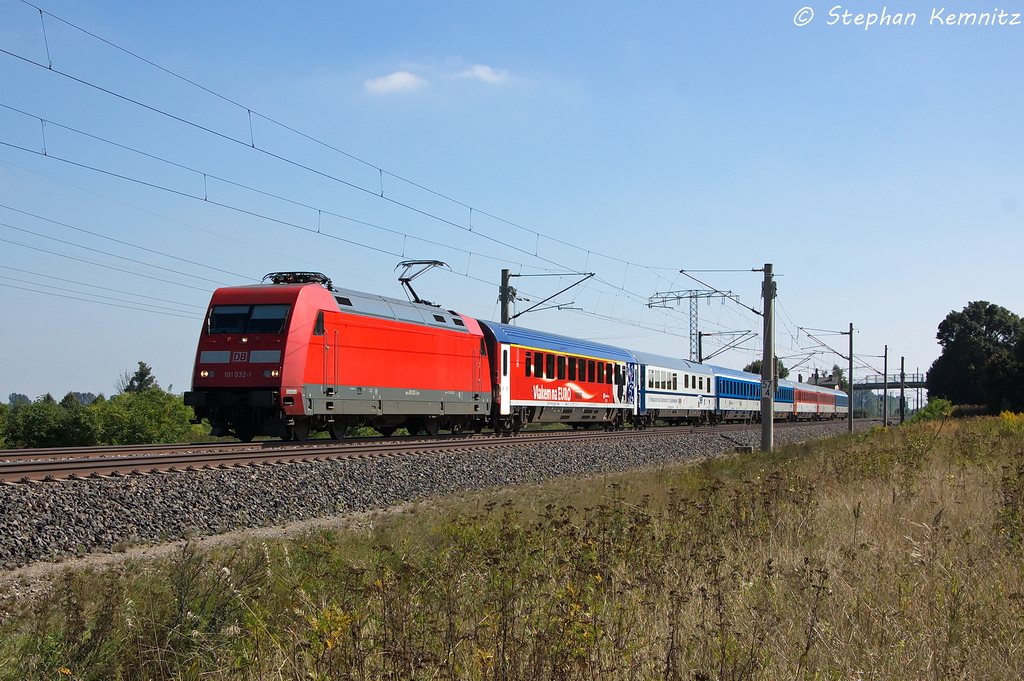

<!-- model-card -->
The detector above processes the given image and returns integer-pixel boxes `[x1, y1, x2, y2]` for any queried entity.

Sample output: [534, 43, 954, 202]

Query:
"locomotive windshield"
[209, 304, 290, 334]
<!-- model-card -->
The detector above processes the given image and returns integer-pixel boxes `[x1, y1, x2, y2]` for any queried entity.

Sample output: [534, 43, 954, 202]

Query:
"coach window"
[502, 348, 508, 376]
[535, 352, 545, 378]
[525, 351, 532, 377]
[597, 362, 605, 384]
[698, 376, 703, 391]
[568, 357, 577, 381]
[557, 356, 566, 380]
[614, 365, 621, 385]
[546, 353, 556, 379]
[672, 373, 678, 391]
[480, 338, 487, 357]
[313, 311, 325, 336]
[588, 360, 596, 383]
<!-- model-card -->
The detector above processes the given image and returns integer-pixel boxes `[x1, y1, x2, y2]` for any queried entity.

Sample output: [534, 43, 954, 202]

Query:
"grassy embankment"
[2, 415, 1024, 679]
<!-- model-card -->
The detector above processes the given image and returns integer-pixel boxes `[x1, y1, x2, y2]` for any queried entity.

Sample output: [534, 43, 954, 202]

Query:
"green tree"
[743, 358, 790, 379]
[980, 332, 1024, 413]
[926, 301, 1022, 406]
[93, 388, 198, 445]
[117, 361, 160, 394]
[7, 393, 29, 406]
[2, 396, 97, 448]
[911, 397, 953, 423]
[832, 364, 849, 392]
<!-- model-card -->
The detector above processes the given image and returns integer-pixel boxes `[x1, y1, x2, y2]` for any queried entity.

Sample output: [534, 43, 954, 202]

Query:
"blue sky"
[1, 0, 1021, 400]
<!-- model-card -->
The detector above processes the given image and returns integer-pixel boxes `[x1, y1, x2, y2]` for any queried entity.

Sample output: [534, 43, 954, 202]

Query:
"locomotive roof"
[628, 349, 714, 374]
[477, 320, 635, 363]
[330, 285, 473, 333]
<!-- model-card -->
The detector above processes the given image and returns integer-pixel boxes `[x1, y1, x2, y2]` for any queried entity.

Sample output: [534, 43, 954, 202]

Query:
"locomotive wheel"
[235, 426, 257, 443]
[378, 426, 396, 437]
[328, 422, 347, 440]
[425, 419, 440, 436]
[290, 420, 311, 442]
[450, 420, 464, 436]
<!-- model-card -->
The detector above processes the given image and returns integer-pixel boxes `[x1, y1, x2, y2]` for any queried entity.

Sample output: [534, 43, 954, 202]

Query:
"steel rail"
[0, 427, 699, 484]
[0, 419, 853, 483]
[0, 427, 693, 463]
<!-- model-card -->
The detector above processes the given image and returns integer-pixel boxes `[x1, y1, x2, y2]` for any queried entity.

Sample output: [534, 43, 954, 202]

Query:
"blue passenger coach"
[630, 350, 716, 426]
[711, 365, 763, 422]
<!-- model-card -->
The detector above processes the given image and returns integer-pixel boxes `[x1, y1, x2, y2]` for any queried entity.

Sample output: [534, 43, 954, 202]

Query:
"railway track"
[0, 420, 851, 483]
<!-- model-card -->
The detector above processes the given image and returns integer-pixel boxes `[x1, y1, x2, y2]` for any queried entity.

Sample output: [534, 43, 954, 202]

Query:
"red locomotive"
[184, 272, 490, 440]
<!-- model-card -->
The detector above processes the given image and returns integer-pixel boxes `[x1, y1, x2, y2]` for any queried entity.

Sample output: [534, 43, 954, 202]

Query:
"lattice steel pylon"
[648, 289, 738, 361]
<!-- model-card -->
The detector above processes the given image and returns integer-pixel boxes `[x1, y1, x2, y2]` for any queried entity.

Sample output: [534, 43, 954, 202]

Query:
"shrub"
[93, 388, 200, 445]
[912, 397, 952, 423]
[2, 397, 98, 448]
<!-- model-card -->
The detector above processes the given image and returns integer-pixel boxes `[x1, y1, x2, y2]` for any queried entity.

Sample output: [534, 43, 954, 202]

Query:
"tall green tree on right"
[926, 301, 1022, 406]
[980, 331, 1024, 413]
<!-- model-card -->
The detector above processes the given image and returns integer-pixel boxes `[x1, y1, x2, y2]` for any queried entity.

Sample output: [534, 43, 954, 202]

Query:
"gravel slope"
[0, 423, 857, 569]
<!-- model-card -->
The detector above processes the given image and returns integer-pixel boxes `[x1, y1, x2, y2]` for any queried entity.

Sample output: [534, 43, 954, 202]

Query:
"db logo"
[231, 351, 249, 362]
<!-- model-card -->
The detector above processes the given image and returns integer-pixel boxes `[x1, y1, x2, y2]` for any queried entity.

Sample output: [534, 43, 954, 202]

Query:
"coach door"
[324, 328, 339, 394]
[499, 344, 511, 415]
[315, 311, 338, 395]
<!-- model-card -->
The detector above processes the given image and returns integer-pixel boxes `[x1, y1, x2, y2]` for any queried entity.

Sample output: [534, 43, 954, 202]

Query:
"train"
[183, 272, 849, 441]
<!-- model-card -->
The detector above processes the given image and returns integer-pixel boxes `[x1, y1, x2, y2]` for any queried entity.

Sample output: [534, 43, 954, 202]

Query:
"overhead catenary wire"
[9, 0, 684, 286]
[0, 138, 692, 338]
[0, 219, 231, 287]
[0, 235, 215, 292]
[0, 201, 249, 281]
[0, 280, 201, 319]
[0, 3, 857, 367]
[0, 273, 201, 315]
[0, 264, 206, 310]
[0, 18, 680, 307]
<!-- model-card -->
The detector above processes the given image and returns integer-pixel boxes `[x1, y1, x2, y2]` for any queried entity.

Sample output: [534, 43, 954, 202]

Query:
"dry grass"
[2, 415, 1024, 680]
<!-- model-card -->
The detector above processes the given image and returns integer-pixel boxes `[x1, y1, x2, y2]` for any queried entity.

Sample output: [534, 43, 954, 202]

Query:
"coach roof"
[477, 320, 634, 363]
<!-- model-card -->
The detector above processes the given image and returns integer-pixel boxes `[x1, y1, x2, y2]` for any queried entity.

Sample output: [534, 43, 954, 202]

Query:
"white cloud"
[458, 64, 510, 84]
[364, 71, 429, 94]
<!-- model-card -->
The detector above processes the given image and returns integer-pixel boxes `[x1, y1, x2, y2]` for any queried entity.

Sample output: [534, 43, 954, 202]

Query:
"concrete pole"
[500, 269, 511, 324]
[900, 356, 906, 424]
[760, 264, 775, 452]
[848, 322, 854, 433]
[883, 345, 889, 427]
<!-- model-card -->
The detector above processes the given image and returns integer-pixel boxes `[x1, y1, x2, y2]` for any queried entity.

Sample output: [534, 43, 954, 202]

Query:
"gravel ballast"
[0, 423, 856, 569]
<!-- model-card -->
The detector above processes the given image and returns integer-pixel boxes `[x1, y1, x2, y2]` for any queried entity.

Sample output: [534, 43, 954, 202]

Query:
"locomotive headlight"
[271, 369, 280, 377]
[200, 370, 212, 378]
[240, 336, 249, 343]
